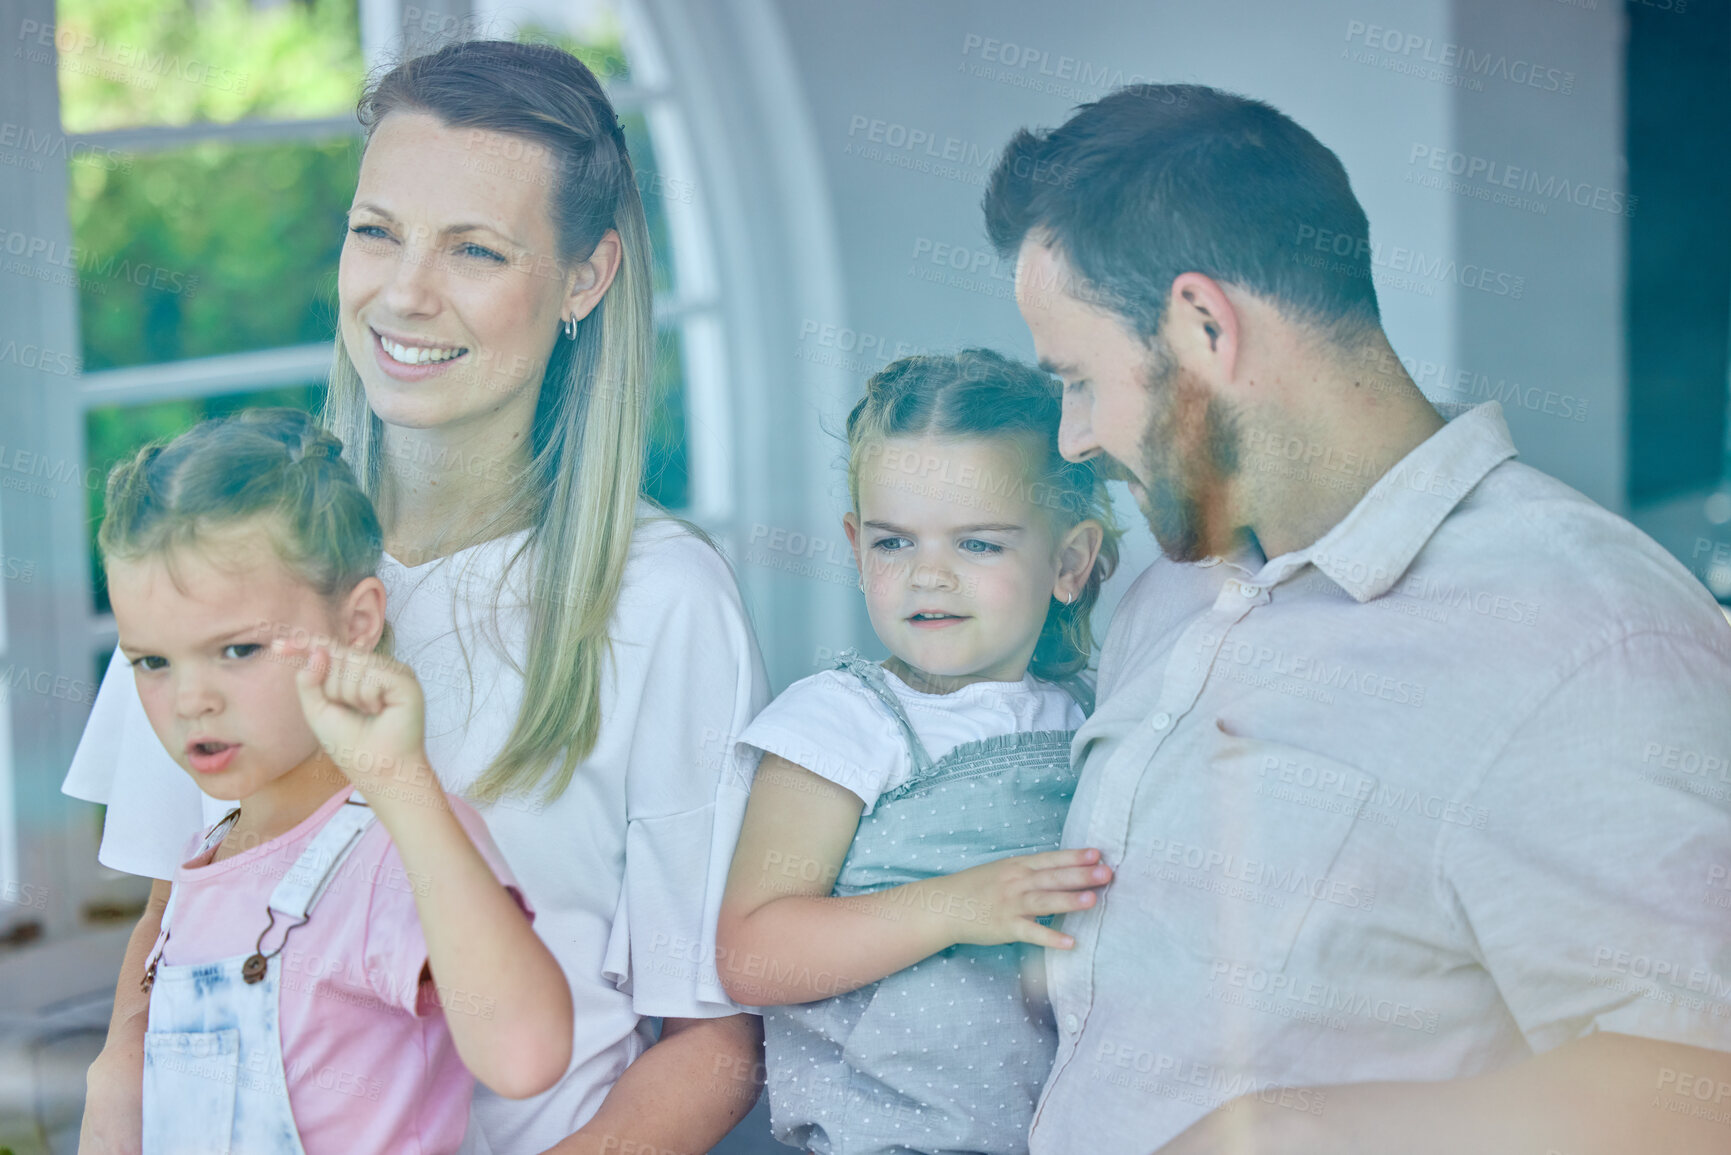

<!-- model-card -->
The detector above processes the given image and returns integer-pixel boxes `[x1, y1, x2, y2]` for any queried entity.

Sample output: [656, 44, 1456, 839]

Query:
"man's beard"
[1124, 337, 1242, 563]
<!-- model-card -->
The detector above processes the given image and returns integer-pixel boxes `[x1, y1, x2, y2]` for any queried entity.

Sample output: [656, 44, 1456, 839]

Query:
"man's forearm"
[537, 1013, 764, 1155]
[1162, 1032, 1731, 1155]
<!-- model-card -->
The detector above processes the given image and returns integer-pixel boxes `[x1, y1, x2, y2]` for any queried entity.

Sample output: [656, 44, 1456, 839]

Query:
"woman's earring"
[563, 314, 578, 340]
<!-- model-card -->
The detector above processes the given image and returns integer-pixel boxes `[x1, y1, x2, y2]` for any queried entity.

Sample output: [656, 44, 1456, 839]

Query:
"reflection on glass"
[70, 139, 358, 369]
[53, 0, 364, 132]
[85, 384, 323, 614]
[649, 324, 690, 510]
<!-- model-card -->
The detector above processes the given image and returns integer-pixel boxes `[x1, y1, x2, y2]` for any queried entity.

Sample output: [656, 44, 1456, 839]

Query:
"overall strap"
[141, 798, 376, 991]
[833, 648, 936, 775]
[268, 796, 377, 920]
[142, 806, 247, 989]
[1053, 671, 1096, 717]
[143, 890, 182, 985]
[145, 808, 241, 960]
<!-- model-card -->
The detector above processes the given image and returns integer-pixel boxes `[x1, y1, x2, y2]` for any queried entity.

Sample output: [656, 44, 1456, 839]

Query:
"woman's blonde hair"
[845, 349, 1121, 680]
[98, 408, 392, 656]
[324, 40, 654, 804]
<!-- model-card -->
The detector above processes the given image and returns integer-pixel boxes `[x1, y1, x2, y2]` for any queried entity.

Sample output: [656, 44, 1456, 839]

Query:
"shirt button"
[1063, 1013, 1080, 1034]
[1151, 712, 1172, 731]
[1240, 583, 1261, 598]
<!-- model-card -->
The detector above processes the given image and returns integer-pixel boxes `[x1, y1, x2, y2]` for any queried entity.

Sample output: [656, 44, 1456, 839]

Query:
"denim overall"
[765, 651, 1093, 1155]
[140, 797, 378, 1155]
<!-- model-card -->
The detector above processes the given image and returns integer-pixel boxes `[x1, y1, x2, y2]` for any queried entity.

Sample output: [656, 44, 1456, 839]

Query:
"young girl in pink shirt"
[100, 407, 573, 1154]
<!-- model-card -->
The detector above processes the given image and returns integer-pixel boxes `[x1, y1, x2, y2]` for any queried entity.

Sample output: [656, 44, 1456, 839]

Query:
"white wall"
[741, 0, 1468, 685]
[1451, 0, 1627, 512]
[657, 0, 1631, 687]
[322, 0, 1636, 690]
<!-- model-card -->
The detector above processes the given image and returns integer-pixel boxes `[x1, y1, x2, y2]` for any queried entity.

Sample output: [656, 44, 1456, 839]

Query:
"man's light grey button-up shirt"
[1031, 402, 1731, 1154]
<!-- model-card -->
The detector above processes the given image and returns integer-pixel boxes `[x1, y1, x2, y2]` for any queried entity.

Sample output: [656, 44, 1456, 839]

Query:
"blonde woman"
[67, 40, 769, 1155]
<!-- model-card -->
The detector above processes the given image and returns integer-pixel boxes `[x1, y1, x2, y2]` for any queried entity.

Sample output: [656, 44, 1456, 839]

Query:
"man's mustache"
[1095, 456, 1142, 486]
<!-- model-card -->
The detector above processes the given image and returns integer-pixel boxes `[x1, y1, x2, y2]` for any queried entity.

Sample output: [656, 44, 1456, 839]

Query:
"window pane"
[515, 17, 631, 86]
[647, 325, 689, 510]
[50, 0, 363, 133]
[507, 24, 671, 295]
[507, 20, 691, 506]
[86, 359, 687, 613]
[70, 138, 357, 370]
[85, 383, 323, 614]
[620, 109, 677, 299]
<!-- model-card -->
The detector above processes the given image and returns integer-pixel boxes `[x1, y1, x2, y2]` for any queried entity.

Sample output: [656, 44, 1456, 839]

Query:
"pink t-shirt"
[158, 786, 531, 1155]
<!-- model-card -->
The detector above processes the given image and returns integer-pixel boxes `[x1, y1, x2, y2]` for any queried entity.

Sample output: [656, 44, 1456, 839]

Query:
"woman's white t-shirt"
[734, 662, 1087, 813]
[62, 506, 770, 1155]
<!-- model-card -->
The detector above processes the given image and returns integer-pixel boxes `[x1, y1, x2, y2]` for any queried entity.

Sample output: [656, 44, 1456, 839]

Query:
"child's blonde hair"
[845, 348, 1121, 679]
[99, 407, 391, 654]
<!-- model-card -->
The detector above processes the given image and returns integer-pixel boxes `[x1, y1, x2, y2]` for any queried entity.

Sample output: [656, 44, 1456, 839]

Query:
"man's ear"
[1165, 272, 1241, 385]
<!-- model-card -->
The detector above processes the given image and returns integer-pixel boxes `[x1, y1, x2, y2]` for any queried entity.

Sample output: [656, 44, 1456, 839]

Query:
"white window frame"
[3, 0, 726, 941]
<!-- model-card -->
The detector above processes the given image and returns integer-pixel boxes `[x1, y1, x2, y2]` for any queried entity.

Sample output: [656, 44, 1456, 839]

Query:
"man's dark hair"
[984, 84, 1380, 345]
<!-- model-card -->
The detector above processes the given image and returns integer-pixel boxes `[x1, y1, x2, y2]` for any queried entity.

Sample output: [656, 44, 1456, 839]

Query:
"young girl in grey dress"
[718, 349, 1123, 1155]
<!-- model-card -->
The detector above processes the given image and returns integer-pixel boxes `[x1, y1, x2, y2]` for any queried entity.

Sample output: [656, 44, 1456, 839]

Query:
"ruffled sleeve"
[735, 670, 912, 814]
[600, 525, 771, 1018]
[61, 647, 219, 880]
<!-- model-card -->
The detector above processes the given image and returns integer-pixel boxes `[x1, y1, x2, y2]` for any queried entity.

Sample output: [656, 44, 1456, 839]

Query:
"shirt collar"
[1261, 401, 1518, 602]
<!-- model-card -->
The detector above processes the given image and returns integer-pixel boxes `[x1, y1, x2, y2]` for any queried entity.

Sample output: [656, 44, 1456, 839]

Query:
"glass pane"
[621, 109, 677, 299]
[515, 13, 631, 86]
[50, 0, 364, 133]
[70, 138, 357, 370]
[507, 23, 671, 296]
[505, 19, 688, 505]
[647, 325, 689, 510]
[85, 383, 324, 614]
[86, 360, 688, 613]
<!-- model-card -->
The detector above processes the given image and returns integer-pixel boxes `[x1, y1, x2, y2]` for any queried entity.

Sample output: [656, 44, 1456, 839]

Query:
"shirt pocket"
[1127, 721, 1379, 973]
[142, 1027, 239, 1155]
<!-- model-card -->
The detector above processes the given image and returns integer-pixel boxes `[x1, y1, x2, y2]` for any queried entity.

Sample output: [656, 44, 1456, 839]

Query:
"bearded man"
[984, 83, 1731, 1155]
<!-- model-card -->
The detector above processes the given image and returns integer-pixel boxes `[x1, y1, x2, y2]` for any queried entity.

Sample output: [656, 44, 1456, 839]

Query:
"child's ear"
[339, 577, 388, 652]
[842, 512, 862, 570]
[1054, 519, 1105, 603]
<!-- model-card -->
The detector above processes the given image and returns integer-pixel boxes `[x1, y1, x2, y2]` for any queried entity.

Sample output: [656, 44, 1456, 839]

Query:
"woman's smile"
[370, 325, 472, 381]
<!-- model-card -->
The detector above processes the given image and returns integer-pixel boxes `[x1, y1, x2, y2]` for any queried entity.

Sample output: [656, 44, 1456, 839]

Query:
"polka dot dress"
[764, 656, 1086, 1155]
